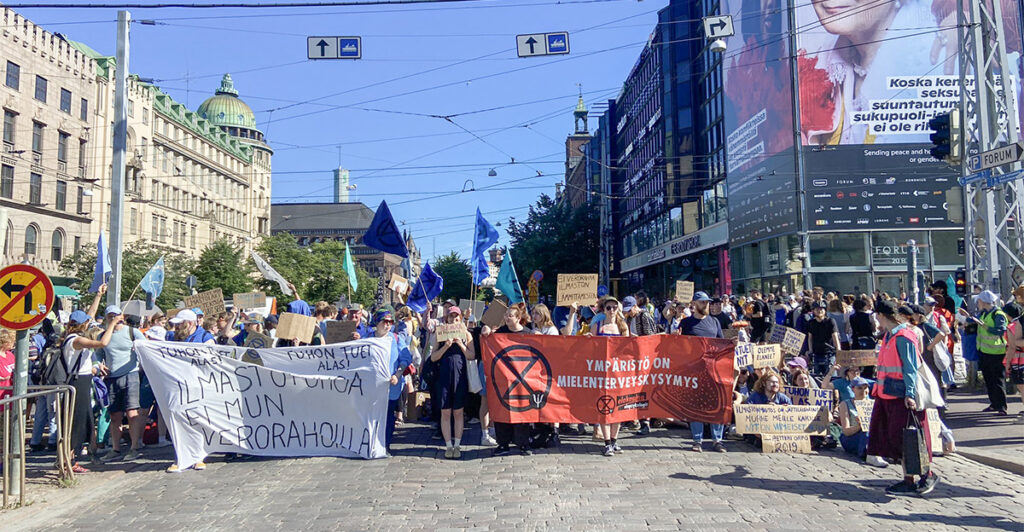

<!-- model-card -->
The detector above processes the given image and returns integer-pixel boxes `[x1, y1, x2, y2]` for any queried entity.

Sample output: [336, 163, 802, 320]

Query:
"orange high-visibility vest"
[1008, 320, 1024, 367]
[873, 326, 919, 400]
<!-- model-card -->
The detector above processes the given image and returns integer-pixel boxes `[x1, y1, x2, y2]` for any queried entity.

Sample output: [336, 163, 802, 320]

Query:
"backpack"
[41, 335, 80, 386]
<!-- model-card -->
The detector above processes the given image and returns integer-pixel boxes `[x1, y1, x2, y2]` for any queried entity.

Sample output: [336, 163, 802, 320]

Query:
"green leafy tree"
[59, 240, 196, 310]
[432, 251, 472, 301]
[252, 233, 375, 308]
[505, 193, 600, 297]
[194, 239, 254, 296]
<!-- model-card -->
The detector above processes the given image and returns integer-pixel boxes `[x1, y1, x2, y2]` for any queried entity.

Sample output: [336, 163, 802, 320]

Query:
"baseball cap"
[191, 307, 204, 316]
[897, 305, 915, 317]
[978, 290, 998, 305]
[851, 376, 870, 388]
[169, 309, 198, 324]
[447, 305, 462, 315]
[264, 314, 279, 325]
[711, 297, 723, 304]
[923, 296, 937, 306]
[621, 296, 638, 311]
[145, 326, 167, 341]
[785, 357, 808, 369]
[876, 300, 898, 318]
[104, 305, 122, 316]
[245, 313, 264, 324]
[693, 291, 712, 302]
[68, 310, 91, 325]
[811, 301, 827, 310]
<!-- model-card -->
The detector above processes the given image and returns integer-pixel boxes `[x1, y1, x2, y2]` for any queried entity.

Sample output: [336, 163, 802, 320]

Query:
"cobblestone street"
[8, 422, 1023, 531]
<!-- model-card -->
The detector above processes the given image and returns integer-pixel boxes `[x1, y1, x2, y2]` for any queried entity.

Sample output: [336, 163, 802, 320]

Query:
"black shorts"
[106, 372, 141, 413]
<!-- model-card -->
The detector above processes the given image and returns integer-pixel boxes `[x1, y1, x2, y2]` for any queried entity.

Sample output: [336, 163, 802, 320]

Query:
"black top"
[849, 311, 874, 340]
[750, 300, 772, 329]
[495, 325, 536, 335]
[806, 316, 838, 355]
[711, 311, 733, 331]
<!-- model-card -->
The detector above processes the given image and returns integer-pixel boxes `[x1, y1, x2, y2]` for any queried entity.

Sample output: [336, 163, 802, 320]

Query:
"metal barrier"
[1, 385, 76, 508]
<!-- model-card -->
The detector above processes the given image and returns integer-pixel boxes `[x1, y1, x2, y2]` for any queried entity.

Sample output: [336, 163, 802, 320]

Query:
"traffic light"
[954, 268, 967, 296]
[928, 110, 961, 164]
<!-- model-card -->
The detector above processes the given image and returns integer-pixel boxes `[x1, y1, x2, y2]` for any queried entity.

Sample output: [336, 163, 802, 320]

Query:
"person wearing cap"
[837, 376, 874, 462]
[169, 309, 215, 344]
[709, 298, 733, 332]
[677, 291, 727, 453]
[232, 314, 264, 346]
[867, 300, 939, 496]
[783, 357, 809, 385]
[95, 304, 147, 463]
[430, 306, 473, 459]
[959, 290, 1009, 415]
[622, 295, 657, 337]
[806, 301, 841, 377]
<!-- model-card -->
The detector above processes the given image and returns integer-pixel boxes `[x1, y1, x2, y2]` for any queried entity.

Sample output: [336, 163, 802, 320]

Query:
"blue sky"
[22, 0, 662, 262]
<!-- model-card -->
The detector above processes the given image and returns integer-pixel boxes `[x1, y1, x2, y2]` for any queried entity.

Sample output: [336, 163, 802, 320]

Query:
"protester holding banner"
[867, 300, 938, 496]
[673, 291, 726, 453]
[587, 297, 630, 456]
[372, 309, 413, 455]
[430, 307, 473, 459]
[482, 305, 537, 456]
[529, 304, 559, 336]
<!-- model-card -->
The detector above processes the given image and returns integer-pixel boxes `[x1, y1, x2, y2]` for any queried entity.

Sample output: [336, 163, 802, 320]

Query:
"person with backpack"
[62, 309, 121, 474]
[95, 305, 147, 463]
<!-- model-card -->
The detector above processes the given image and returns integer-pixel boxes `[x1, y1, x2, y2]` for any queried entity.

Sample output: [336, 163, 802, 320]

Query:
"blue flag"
[342, 244, 358, 292]
[90, 232, 112, 293]
[407, 262, 444, 313]
[472, 208, 499, 285]
[140, 256, 165, 299]
[362, 200, 408, 258]
[495, 249, 524, 304]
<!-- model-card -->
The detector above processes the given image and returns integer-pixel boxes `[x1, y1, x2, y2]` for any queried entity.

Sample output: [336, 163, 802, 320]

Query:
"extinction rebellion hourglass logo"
[490, 345, 553, 412]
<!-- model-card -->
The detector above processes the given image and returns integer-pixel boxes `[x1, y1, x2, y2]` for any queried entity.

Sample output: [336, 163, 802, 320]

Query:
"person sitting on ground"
[746, 371, 793, 405]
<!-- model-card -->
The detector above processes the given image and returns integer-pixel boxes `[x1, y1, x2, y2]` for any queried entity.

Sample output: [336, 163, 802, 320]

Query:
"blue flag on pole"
[90, 232, 112, 293]
[495, 249, 524, 304]
[343, 244, 359, 292]
[407, 262, 444, 313]
[140, 256, 166, 299]
[472, 208, 499, 285]
[362, 200, 408, 258]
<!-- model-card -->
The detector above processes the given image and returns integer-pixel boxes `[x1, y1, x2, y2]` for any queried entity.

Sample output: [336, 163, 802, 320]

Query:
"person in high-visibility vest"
[866, 300, 939, 496]
[959, 290, 1009, 415]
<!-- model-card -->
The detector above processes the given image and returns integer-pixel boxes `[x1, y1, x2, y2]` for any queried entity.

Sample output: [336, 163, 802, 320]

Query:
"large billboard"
[723, 0, 800, 245]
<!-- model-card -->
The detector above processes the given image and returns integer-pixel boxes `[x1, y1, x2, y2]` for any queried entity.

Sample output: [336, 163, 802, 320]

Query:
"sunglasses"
[381, 319, 394, 324]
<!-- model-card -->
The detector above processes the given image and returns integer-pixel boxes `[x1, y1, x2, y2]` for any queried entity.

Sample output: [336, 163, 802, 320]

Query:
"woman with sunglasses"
[430, 306, 474, 459]
[588, 296, 631, 457]
[373, 310, 413, 456]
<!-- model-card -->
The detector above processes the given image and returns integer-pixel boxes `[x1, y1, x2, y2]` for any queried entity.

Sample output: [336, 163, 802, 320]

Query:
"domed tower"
[197, 74, 273, 236]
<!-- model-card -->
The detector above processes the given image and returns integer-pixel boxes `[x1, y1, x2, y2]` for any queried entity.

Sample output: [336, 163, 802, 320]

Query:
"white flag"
[251, 250, 293, 296]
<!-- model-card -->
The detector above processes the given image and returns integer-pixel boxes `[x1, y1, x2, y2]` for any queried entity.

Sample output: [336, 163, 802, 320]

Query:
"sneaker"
[452, 446, 462, 459]
[519, 448, 534, 456]
[712, 442, 727, 453]
[613, 443, 623, 454]
[691, 443, 703, 453]
[885, 480, 917, 496]
[493, 446, 512, 457]
[602, 445, 615, 457]
[99, 449, 122, 463]
[916, 472, 940, 495]
[866, 455, 889, 468]
[638, 422, 651, 435]
[481, 434, 498, 447]
[123, 449, 141, 461]
[487, 427, 496, 439]
[71, 463, 90, 474]
[194, 461, 207, 471]
[166, 464, 182, 473]
[467, 418, 479, 425]
[444, 447, 454, 459]
[981, 406, 997, 412]
[995, 409, 1008, 416]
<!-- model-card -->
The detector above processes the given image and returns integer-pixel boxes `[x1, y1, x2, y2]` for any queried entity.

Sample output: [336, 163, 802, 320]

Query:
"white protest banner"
[855, 398, 875, 433]
[761, 434, 812, 454]
[733, 404, 829, 435]
[783, 386, 835, 411]
[134, 337, 393, 468]
[675, 280, 694, 303]
[251, 250, 293, 296]
[556, 274, 599, 306]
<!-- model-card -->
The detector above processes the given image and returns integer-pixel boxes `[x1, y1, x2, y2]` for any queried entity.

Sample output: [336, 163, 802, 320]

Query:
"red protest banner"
[481, 334, 735, 425]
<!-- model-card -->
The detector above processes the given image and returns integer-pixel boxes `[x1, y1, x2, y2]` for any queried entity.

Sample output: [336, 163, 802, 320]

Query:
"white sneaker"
[481, 434, 498, 447]
[866, 455, 889, 468]
[487, 427, 496, 439]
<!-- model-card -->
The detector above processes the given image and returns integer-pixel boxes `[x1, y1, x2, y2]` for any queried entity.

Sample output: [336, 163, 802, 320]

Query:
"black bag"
[902, 411, 930, 477]
[41, 335, 80, 386]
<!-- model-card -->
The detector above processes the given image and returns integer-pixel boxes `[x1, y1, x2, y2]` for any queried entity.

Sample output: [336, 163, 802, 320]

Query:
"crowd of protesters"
[6, 274, 1023, 498]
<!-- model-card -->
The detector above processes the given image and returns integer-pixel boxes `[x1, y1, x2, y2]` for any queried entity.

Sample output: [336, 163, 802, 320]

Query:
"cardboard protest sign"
[435, 323, 467, 343]
[459, 299, 485, 321]
[734, 342, 753, 368]
[761, 434, 812, 454]
[733, 404, 829, 435]
[388, 273, 409, 294]
[770, 324, 786, 345]
[325, 320, 358, 344]
[277, 312, 318, 344]
[675, 280, 694, 303]
[480, 299, 508, 329]
[481, 334, 736, 425]
[855, 398, 875, 433]
[184, 288, 226, 317]
[556, 274, 599, 306]
[783, 386, 835, 411]
[233, 291, 267, 310]
[242, 331, 274, 350]
[165, 308, 183, 320]
[751, 344, 782, 369]
[771, 325, 806, 356]
[836, 350, 878, 367]
[135, 338, 392, 464]
[926, 408, 942, 452]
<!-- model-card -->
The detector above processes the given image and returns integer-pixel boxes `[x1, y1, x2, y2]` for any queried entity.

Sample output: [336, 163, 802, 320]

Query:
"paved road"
[10, 423, 1024, 531]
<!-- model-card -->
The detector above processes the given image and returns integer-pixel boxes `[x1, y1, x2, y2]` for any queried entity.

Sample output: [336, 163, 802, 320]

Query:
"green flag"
[343, 243, 359, 292]
[495, 249, 524, 304]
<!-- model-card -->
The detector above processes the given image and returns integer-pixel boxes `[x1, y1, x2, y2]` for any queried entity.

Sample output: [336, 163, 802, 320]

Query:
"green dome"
[197, 74, 258, 130]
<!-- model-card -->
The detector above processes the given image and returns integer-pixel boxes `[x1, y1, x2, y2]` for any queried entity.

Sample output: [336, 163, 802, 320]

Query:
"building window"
[160, 217, 167, 243]
[32, 122, 44, 154]
[79, 139, 87, 174]
[60, 88, 72, 113]
[130, 207, 137, 234]
[80, 98, 88, 121]
[55, 180, 67, 211]
[57, 132, 69, 162]
[77, 186, 84, 213]
[23, 225, 38, 255]
[127, 99, 134, 117]
[51, 229, 63, 261]
[3, 110, 15, 145]
[34, 75, 47, 102]
[74, 235, 80, 252]
[5, 61, 19, 90]
[29, 173, 41, 204]
[151, 214, 159, 241]
[0, 165, 12, 199]
[140, 137, 147, 159]
[190, 224, 196, 249]
[142, 108, 149, 125]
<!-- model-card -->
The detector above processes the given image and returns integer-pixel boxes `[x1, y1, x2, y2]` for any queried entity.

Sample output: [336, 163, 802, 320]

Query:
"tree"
[194, 239, 253, 296]
[505, 193, 600, 298]
[59, 240, 197, 310]
[432, 251, 472, 301]
[252, 233, 375, 308]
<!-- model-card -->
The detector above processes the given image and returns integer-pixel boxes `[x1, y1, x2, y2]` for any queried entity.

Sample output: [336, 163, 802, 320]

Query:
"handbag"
[932, 342, 951, 372]
[914, 357, 945, 411]
[466, 359, 483, 394]
[902, 411, 930, 477]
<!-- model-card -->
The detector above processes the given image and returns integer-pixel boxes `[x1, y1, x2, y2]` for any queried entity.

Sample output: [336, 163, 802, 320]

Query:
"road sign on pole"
[968, 141, 1024, 172]
[307, 36, 361, 60]
[516, 32, 570, 58]
[0, 264, 55, 330]
[986, 168, 1024, 188]
[702, 15, 735, 39]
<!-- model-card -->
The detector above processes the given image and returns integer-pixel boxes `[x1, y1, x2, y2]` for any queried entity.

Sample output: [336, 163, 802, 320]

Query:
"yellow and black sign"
[0, 264, 54, 330]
